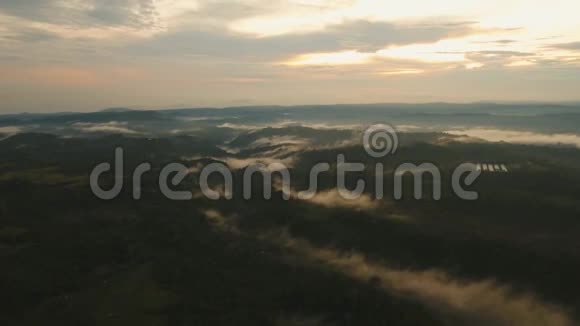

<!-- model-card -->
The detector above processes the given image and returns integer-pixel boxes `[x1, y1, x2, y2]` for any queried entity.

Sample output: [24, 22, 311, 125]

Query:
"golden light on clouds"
[284, 50, 374, 66]
[230, 0, 580, 38]
[377, 42, 467, 63]
[231, 0, 580, 73]
[505, 60, 536, 67]
[1, 0, 580, 111]
[281, 25, 580, 73]
[380, 69, 425, 76]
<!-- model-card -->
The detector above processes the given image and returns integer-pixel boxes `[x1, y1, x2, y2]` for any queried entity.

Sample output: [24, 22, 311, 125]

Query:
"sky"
[1, 0, 580, 113]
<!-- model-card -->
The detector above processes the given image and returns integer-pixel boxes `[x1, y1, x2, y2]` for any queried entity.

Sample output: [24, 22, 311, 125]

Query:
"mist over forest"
[1, 103, 580, 325]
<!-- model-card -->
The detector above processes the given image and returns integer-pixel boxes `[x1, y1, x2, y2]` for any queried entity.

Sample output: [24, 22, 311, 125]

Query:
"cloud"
[446, 128, 580, 148]
[2, 1, 580, 111]
[295, 189, 380, 211]
[202, 208, 225, 220]
[200, 208, 241, 234]
[222, 155, 296, 170]
[249, 135, 309, 147]
[298, 20, 479, 53]
[72, 121, 140, 134]
[0, 126, 22, 134]
[0, 25, 58, 43]
[125, 19, 483, 61]
[218, 121, 361, 131]
[282, 29, 534, 68]
[549, 41, 580, 50]
[469, 50, 535, 57]
[190, 208, 576, 325]
[290, 122, 361, 130]
[0, 0, 159, 28]
[380, 69, 425, 76]
[476, 39, 517, 45]
[463, 50, 538, 68]
[178, 116, 225, 122]
[187, 1, 275, 21]
[274, 234, 575, 326]
[395, 124, 423, 132]
[218, 122, 264, 130]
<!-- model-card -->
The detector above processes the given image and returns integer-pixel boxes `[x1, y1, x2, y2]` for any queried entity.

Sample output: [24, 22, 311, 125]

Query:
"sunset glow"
[1, 0, 579, 112]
